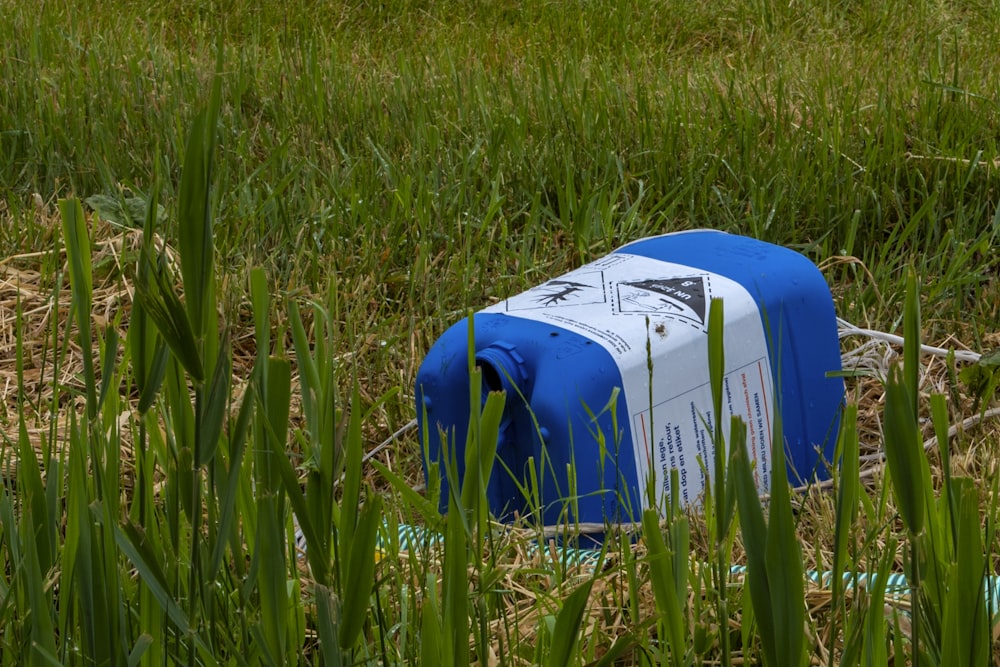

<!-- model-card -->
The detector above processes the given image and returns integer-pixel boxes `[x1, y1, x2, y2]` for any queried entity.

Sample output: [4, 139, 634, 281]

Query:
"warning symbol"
[617, 276, 708, 326]
[502, 270, 606, 311]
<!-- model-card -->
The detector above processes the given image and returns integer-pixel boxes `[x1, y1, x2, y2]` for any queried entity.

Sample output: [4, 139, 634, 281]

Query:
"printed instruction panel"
[483, 251, 773, 510]
[631, 359, 772, 510]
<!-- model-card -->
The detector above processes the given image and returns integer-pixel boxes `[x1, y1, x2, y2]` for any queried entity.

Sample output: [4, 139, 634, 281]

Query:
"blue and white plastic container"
[417, 230, 844, 528]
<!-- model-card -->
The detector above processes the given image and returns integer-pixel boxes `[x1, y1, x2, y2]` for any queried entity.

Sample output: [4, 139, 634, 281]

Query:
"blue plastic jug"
[416, 230, 844, 528]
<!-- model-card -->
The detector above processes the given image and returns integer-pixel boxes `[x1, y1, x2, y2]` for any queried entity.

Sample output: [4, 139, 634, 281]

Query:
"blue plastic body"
[416, 231, 844, 528]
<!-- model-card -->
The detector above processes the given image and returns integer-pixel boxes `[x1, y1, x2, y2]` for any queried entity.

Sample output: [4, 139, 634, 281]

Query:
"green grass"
[1, 0, 1000, 664]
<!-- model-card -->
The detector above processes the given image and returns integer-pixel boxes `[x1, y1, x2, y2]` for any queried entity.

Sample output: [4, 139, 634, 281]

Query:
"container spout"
[474, 341, 532, 516]
[475, 342, 529, 406]
[475, 342, 531, 440]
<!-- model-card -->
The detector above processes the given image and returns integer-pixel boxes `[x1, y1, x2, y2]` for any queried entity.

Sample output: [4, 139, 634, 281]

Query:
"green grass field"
[2, 0, 1000, 664]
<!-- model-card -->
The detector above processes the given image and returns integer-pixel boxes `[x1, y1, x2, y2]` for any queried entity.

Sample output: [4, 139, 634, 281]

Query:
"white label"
[482, 252, 773, 511]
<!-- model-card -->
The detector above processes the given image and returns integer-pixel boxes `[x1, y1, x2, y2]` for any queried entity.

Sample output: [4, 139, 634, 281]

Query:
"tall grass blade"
[338, 494, 383, 651]
[130, 186, 169, 414]
[902, 268, 920, 419]
[250, 266, 271, 377]
[941, 477, 989, 666]
[882, 365, 925, 536]
[339, 380, 365, 571]
[65, 410, 121, 663]
[288, 298, 321, 434]
[443, 490, 470, 667]
[13, 299, 58, 634]
[707, 298, 734, 535]
[19, 484, 58, 662]
[730, 416, 778, 666]
[250, 349, 292, 664]
[127, 635, 154, 667]
[275, 426, 327, 589]
[208, 382, 254, 580]
[545, 577, 595, 667]
[930, 394, 954, 527]
[922, 393, 954, 625]
[421, 572, 444, 667]
[830, 404, 859, 664]
[59, 197, 97, 417]
[256, 494, 289, 665]
[315, 584, 343, 667]
[863, 542, 895, 667]
[371, 459, 441, 522]
[888, 268, 933, 665]
[259, 355, 292, 488]
[706, 298, 735, 667]
[62, 414, 93, 660]
[134, 247, 204, 383]
[172, 69, 225, 653]
[641, 510, 687, 667]
[114, 519, 192, 635]
[763, 411, 806, 667]
[197, 331, 231, 467]
[17, 419, 52, 577]
[97, 325, 119, 411]
[163, 358, 197, 525]
[0, 488, 17, 598]
[178, 57, 222, 342]
[461, 389, 505, 540]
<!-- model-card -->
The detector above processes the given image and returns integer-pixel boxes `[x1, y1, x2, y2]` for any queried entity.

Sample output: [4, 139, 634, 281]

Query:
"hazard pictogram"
[502, 270, 606, 311]
[617, 275, 709, 327]
[535, 280, 590, 306]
